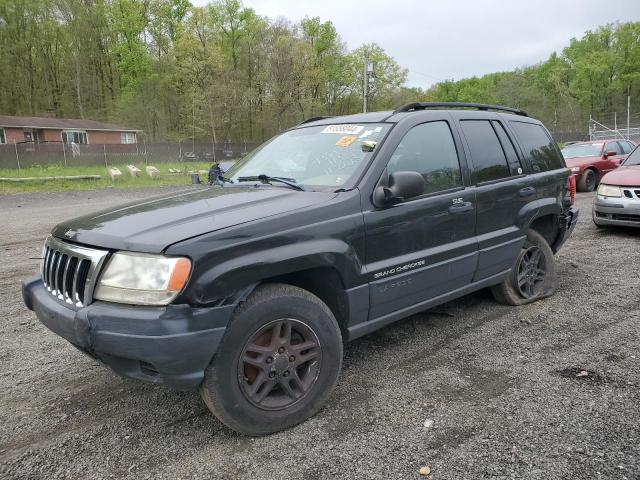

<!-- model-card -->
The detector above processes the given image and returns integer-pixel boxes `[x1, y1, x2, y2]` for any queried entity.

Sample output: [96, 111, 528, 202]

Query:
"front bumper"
[22, 276, 234, 390]
[592, 195, 640, 228]
[552, 206, 579, 252]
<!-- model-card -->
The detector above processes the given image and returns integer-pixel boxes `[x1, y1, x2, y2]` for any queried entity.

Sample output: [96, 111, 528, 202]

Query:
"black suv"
[22, 103, 578, 435]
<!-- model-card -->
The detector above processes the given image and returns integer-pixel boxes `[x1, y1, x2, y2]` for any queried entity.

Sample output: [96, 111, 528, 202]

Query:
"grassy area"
[0, 162, 214, 194]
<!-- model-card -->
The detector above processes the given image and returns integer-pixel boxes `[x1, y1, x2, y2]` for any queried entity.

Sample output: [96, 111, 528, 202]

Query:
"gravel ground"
[1, 188, 639, 480]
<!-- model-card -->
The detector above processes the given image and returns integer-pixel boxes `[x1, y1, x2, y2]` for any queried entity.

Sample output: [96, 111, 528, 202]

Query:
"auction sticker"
[335, 135, 357, 147]
[321, 124, 364, 135]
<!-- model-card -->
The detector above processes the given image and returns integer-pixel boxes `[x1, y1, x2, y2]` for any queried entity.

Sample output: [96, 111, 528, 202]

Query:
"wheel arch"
[182, 239, 365, 334]
[254, 267, 351, 337]
[528, 213, 561, 250]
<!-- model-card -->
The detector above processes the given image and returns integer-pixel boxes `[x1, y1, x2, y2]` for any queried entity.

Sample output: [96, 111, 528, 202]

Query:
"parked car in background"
[593, 143, 640, 228]
[561, 139, 635, 192]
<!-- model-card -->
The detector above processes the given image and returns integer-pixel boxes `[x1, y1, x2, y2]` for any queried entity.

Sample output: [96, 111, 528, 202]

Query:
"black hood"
[52, 186, 337, 253]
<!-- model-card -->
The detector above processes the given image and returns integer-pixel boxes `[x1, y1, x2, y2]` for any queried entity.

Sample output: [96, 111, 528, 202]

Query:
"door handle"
[448, 202, 474, 215]
[519, 186, 536, 198]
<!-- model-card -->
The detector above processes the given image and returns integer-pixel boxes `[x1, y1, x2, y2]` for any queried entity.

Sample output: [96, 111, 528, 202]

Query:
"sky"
[191, 0, 640, 89]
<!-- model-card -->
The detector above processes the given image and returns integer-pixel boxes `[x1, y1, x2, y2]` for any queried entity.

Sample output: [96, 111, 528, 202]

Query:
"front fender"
[178, 239, 363, 305]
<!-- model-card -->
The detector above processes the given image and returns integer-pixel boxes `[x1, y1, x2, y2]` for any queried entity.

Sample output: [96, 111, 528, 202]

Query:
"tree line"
[0, 0, 410, 143]
[0, 0, 638, 142]
[423, 22, 640, 133]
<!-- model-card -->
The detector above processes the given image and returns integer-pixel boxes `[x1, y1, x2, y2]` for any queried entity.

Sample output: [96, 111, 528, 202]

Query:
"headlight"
[570, 166, 581, 173]
[94, 252, 191, 305]
[597, 184, 621, 198]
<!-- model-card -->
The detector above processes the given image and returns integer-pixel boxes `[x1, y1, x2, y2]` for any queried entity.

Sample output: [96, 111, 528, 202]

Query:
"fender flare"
[187, 239, 362, 305]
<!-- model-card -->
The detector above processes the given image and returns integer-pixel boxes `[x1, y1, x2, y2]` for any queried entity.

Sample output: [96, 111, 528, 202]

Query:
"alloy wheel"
[237, 319, 321, 410]
[516, 246, 546, 298]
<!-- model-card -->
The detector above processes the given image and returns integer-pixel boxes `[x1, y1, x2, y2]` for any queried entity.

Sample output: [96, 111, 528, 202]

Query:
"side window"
[619, 141, 632, 154]
[460, 120, 510, 183]
[491, 121, 523, 175]
[509, 121, 563, 172]
[606, 142, 623, 155]
[387, 121, 462, 195]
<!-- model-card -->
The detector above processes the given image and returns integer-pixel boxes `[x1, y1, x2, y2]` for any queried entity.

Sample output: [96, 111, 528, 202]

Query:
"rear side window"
[460, 120, 510, 183]
[619, 141, 634, 154]
[510, 121, 563, 172]
[492, 121, 523, 175]
[387, 121, 462, 195]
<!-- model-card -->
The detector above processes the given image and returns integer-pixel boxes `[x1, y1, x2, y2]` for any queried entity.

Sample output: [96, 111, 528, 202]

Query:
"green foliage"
[0, 1, 637, 142]
[0, 0, 413, 143]
[0, 161, 213, 194]
[424, 22, 640, 132]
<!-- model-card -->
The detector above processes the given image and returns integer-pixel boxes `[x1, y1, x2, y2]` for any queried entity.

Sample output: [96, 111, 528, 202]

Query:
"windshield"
[623, 144, 640, 166]
[561, 143, 603, 159]
[226, 123, 391, 189]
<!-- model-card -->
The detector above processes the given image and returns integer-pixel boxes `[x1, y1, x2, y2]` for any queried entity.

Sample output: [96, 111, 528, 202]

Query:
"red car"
[561, 139, 636, 192]
[592, 144, 640, 228]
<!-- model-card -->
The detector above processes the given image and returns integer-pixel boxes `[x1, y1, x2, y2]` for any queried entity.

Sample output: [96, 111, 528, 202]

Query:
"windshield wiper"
[237, 174, 306, 191]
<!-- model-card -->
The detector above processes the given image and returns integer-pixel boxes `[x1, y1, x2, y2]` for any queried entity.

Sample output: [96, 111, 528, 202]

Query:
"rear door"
[362, 118, 477, 320]
[507, 120, 566, 203]
[455, 116, 533, 281]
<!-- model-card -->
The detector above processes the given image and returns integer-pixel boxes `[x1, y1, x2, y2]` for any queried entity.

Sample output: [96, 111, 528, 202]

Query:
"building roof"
[0, 115, 141, 132]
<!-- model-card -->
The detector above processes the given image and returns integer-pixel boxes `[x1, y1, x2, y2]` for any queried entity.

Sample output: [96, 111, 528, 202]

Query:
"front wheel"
[201, 283, 342, 436]
[578, 169, 597, 192]
[491, 229, 557, 306]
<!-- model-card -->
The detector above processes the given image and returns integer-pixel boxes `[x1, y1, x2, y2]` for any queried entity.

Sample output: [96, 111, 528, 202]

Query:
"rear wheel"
[201, 283, 342, 436]
[578, 169, 597, 192]
[491, 229, 557, 306]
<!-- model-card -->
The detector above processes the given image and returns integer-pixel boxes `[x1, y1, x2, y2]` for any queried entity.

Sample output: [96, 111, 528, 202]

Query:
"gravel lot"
[1, 188, 639, 480]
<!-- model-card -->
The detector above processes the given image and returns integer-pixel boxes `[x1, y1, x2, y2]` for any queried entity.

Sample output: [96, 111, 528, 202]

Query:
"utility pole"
[362, 49, 374, 113]
[627, 95, 631, 141]
[192, 83, 196, 153]
[363, 49, 368, 113]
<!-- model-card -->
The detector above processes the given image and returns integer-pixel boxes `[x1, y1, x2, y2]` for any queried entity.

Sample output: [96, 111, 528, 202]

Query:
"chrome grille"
[41, 236, 109, 307]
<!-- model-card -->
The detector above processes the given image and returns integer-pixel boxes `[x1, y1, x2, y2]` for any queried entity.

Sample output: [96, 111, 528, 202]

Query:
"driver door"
[603, 141, 625, 172]
[362, 120, 477, 320]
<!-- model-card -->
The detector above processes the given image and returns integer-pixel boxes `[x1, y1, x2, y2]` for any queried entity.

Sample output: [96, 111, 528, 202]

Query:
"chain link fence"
[0, 141, 258, 170]
[550, 131, 590, 144]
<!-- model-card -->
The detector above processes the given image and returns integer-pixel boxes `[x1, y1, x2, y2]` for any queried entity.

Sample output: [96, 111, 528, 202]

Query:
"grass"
[0, 162, 216, 194]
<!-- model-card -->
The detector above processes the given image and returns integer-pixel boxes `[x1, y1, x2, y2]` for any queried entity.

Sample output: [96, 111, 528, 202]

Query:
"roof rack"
[392, 102, 528, 117]
[300, 116, 334, 124]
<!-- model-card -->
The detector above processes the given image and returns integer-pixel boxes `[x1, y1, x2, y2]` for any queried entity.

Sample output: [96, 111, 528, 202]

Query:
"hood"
[600, 165, 640, 187]
[52, 186, 337, 252]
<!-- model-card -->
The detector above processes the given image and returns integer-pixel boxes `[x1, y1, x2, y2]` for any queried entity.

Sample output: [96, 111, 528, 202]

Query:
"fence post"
[62, 141, 67, 167]
[14, 142, 20, 170]
[103, 144, 107, 168]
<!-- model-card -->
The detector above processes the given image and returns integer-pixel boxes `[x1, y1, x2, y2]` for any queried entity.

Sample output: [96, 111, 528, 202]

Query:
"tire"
[201, 283, 343, 436]
[491, 229, 557, 306]
[577, 169, 597, 192]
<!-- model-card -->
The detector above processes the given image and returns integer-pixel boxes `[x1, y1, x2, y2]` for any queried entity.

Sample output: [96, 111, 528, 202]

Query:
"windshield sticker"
[359, 129, 374, 139]
[335, 135, 357, 147]
[373, 126, 382, 133]
[321, 124, 364, 135]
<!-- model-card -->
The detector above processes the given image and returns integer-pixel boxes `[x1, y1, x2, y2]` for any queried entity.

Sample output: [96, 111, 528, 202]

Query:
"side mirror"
[374, 171, 425, 206]
[604, 150, 617, 158]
